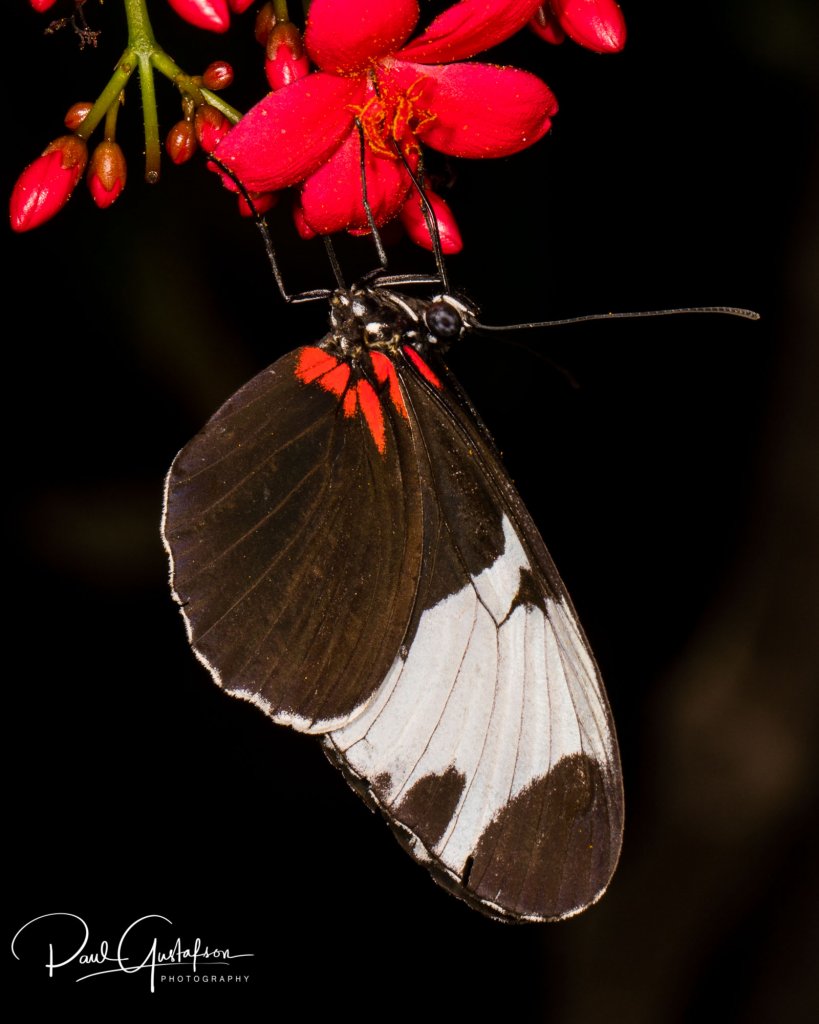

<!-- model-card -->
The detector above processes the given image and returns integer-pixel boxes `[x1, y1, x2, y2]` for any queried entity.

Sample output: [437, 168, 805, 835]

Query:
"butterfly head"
[328, 285, 475, 364]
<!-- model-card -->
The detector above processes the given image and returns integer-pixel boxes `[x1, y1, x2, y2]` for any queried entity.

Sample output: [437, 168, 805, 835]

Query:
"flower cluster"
[12, 6, 241, 233]
[15, 0, 627, 249]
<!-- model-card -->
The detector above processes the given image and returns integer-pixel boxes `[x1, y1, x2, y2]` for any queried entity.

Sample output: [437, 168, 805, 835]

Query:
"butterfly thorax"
[325, 285, 471, 367]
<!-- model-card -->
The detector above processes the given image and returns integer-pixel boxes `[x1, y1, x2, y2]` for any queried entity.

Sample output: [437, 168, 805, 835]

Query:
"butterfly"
[161, 281, 624, 923]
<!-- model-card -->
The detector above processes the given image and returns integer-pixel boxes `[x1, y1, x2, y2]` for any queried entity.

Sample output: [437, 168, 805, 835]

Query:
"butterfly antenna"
[471, 305, 760, 332]
[206, 152, 332, 304]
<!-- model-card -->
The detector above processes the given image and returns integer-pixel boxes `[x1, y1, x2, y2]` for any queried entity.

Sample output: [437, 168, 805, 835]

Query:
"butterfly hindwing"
[323, 347, 624, 922]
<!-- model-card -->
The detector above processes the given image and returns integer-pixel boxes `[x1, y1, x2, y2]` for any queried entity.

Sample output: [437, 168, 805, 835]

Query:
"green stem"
[139, 53, 161, 182]
[274, 0, 291, 22]
[73, 55, 135, 142]
[123, 0, 161, 181]
[103, 93, 121, 142]
[77, 0, 244, 183]
[151, 50, 242, 124]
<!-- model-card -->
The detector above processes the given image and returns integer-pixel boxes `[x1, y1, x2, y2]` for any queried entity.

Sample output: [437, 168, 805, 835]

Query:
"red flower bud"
[166, 120, 198, 164]
[194, 105, 231, 153]
[254, 2, 277, 45]
[64, 101, 93, 131]
[87, 141, 127, 209]
[237, 190, 279, 218]
[265, 22, 310, 90]
[10, 135, 88, 232]
[399, 190, 463, 255]
[30, 0, 58, 12]
[202, 61, 234, 91]
[547, 0, 626, 53]
[529, 5, 566, 46]
[227, 0, 255, 12]
[166, 0, 230, 33]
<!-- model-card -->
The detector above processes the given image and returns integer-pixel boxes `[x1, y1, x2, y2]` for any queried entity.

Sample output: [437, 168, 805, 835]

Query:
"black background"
[6, 1, 818, 1019]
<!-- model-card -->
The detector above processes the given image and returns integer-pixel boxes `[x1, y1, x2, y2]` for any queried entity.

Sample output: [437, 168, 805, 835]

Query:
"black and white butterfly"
[161, 281, 624, 923]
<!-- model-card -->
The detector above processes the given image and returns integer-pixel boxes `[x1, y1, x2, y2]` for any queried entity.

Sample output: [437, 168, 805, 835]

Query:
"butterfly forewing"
[163, 348, 425, 731]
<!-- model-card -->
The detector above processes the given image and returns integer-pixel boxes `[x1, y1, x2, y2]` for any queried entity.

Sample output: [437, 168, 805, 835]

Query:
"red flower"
[531, 0, 626, 54]
[10, 135, 88, 232]
[216, 0, 555, 238]
[29, 0, 58, 12]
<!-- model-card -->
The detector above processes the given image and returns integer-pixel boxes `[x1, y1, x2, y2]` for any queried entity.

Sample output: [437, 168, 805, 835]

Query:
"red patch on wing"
[342, 389, 358, 418]
[370, 351, 407, 417]
[295, 346, 339, 383]
[296, 346, 389, 454]
[355, 380, 386, 454]
[403, 345, 442, 389]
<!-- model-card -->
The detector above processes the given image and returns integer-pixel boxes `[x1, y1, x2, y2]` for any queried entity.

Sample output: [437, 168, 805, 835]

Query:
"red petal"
[292, 200, 318, 239]
[300, 128, 415, 234]
[400, 61, 558, 158]
[550, 0, 626, 53]
[529, 4, 566, 44]
[215, 73, 364, 193]
[399, 0, 542, 64]
[237, 191, 279, 217]
[227, 0, 255, 11]
[305, 0, 419, 73]
[399, 189, 463, 254]
[166, 0, 230, 33]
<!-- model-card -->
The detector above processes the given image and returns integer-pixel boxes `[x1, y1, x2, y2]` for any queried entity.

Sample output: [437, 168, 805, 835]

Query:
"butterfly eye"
[425, 300, 463, 340]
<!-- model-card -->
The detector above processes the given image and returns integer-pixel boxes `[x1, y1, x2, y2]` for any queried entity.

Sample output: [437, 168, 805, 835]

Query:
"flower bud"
[64, 101, 93, 131]
[166, 0, 230, 33]
[237, 190, 278, 218]
[10, 135, 88, 232]
[547, 0, 626, 53]
[87, 141, 127, 209]
[265, 22, 310, 90]
[227, 0, 255, 12]
[166, 120, 198, 164]
[529, 5, 566, 45]
[30, 1, 58, 13]
[194, 105, 231, 153]
[254, 2, 277, 45]
[399, 190, 463, 255]
[202, 61, 234, 91]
